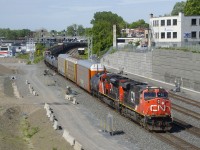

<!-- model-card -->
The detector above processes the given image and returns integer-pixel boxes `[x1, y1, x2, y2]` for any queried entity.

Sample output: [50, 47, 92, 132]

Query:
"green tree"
[66, 24, 85, 36]
[85, 28, 92, 37]
[0, 28, 31, 40]
[91, 11, 125, 55]
[184, 0, 200, 16]
[66, 25, 76, 36]
[171, 1, 186, 15]
[77, 25, 85, 36]
[129, 19, 149, 28]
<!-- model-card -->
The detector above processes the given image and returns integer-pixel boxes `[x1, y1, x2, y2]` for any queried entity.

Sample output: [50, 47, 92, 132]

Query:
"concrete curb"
[62, 129, 83, 150]
[65, 94, 74, 101]
[53, 120, 58, 130]
[74, 141, 83, 150]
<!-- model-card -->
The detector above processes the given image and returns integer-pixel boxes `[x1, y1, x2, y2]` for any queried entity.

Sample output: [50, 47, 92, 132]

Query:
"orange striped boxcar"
[77, 60, 105, 92]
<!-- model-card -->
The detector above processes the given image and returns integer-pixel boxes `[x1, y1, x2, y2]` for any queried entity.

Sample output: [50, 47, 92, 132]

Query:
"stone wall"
[101, 49, 200, 91]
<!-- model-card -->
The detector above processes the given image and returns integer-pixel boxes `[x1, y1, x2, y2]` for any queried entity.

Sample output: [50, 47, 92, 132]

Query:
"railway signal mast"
[28, 38, 35, 63]
[88, 37, 93, 60]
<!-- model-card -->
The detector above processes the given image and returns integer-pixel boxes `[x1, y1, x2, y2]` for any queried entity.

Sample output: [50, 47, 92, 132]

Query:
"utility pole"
[113, 25, 117, 48]
[148, 14, 153, 50]
[88, 37, 93, 60]
[29, 38, 35, 64]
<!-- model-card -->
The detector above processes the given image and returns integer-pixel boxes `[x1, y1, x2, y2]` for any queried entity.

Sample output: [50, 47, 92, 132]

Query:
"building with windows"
[149, 12, 200, 47]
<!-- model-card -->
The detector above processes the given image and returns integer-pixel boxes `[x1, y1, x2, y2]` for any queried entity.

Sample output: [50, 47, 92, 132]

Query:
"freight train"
[44, 52, 173, 131]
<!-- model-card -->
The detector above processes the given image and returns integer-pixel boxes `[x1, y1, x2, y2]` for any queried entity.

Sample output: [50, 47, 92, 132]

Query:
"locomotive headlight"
[157, 99, 160, 104]
[162, 102, 165, 105]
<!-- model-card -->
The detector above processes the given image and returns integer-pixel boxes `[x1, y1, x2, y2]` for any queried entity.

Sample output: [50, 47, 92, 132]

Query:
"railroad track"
[67, 48, 77, 55]
[169, 91, 200, 108]
[153, 132, 200, 150]
[173, 118, 200, 138]
[172, 103, 200, 120]
[169, 91, 200, 120]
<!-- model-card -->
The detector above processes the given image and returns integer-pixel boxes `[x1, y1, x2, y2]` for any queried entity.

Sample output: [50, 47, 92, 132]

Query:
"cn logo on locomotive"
[150, 105, 166, 112]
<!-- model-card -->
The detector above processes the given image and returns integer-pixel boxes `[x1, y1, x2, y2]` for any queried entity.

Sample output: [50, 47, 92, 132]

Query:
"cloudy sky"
[0, 0, 185, 31]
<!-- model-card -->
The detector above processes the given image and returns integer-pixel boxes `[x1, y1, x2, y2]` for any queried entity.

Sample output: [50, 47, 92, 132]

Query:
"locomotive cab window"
[144, 92, 156, 100]
[157, 92, 168, 98]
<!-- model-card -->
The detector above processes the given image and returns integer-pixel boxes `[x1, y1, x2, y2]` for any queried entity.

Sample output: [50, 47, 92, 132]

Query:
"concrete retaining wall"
[153, 49, 200, 91]
[101, 51, 152, 78]
[101, 49, 200, 92]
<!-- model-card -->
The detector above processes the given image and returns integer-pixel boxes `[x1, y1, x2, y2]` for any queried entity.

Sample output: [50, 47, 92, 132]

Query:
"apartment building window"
[153, 20, 159, 27]
[161, 20, 165, 26]
[167, 32, 171, 38]
[173, 32, 177, 38]
[156, 20, 159, 26]
[173, 19, 177, 25]
[155, 32, 159, 39]
[191, 19, 197, 25]
[167, 19, 171, 26]
[161, 32, 165, 39]
[191, 31, 196, 38]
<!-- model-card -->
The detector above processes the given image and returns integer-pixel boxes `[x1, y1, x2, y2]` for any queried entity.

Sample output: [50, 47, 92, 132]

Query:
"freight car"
[44, 51, 58, 71]
[53, 53, 105, 92]
[44, 53, 173, 131]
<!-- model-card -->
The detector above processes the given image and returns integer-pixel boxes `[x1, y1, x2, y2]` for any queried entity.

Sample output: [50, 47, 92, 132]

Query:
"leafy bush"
[33, 55, 44, 64]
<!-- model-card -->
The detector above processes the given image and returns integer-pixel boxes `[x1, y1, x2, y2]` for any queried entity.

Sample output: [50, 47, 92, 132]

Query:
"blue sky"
[0, 0, 185, 31]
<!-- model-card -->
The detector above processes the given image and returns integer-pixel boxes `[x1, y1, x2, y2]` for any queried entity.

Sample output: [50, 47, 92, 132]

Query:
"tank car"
[90, 72, 173, 131]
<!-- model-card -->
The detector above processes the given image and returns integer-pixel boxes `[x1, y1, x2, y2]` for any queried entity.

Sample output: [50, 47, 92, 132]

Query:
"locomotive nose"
[156, 98, 167, 105]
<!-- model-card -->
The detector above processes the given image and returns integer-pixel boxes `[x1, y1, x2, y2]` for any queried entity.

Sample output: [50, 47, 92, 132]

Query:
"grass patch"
[21, 117, 39, 139]
[16, 53, 29, 59]
[109, 48, 117, 54]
